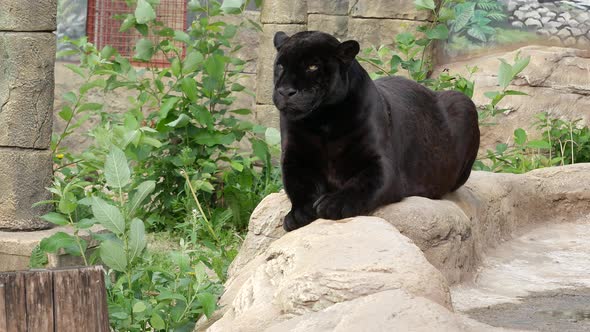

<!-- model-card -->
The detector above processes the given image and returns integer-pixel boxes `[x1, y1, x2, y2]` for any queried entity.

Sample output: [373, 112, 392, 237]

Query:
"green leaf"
[166, 113, 191, 128]
[504, 90, 528, 96]
[496, 143, 508, 154]
[63, 91, 77, 104]
[415, 0, 435, 10]
[425, 24, 449, 40]
[220, 0, 244, 14]
[251, 139, 269, 164]
[514, 128, 527, 146]
[230, 161, 244, 172]
[77, 218, 97, 229]
[230, 108, 251, 115]
[105, 147, 131, 189]
[174, 31, 191, 44]
[91, 197, 125, 235]
[181, 77, 198, 102]
[150, 313, 165, 330]
[78, 103, 103, 112]
[160, 97, 179, 118]
[80, 79, 106, 94]
[498, 60, 513, 90]
[129, 218, 146, 262]
[120, 15, 136, 32]
[58, 106, 73, 121]
[182, 51, 204, 74]
[527, 140, 551, 149]
[128, 180, 156, 217]
[39, 232, 79, 254]
[197, 293, 217, 318]
[100, 240, 127, 272]
[193, 131, 236, 146]
[134, 38, 154, 61]
[133, 301, 147, 313]
[512, 55, 531, 77]
[41, 212, 69, 226]
[58, 192, 78, 215]
[135, 0, 156, 24]
[265, 127, 281, 146]
[64, 64, 86, 78]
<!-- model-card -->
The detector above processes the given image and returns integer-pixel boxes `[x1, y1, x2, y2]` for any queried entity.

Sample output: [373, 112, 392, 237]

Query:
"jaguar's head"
[272, 31, 360, 121]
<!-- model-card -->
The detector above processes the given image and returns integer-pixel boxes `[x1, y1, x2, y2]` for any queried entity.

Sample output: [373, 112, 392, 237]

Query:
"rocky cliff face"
[196, 163, 590, 331]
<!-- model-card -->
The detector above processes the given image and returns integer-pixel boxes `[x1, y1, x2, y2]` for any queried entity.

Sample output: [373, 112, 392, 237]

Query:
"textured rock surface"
[434, 46, 590, 153]
[308, 0, 349, 15]
[260, 0, 308, 24]
[349, 0, 434, 21]
[0, 33, 56, 149]
[347, 18, 424, 47]
[0, 149, 53, 230]
[308, 14, 349, 39]
[206, 217, 452, 331]
[266, 290, 511, 332]
[198, 164, 590, 331]
[0, 0, 57, 31]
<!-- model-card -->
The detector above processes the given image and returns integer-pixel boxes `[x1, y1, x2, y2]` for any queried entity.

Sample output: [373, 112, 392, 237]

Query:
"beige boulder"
[434, 46, 590, 153]
[265, 289, 511, 332]
[198, 164, 590, 331]
[206, 217, 452, 331]
[224, 164, 590, 286]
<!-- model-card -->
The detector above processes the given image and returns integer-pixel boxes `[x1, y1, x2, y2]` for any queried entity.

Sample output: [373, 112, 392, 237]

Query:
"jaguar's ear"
[274, 31, 290, 51]
[336, 40, 360, 64]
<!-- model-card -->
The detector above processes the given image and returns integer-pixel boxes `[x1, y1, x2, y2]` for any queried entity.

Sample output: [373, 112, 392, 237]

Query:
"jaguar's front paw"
[283, 206, 316, 232]
[313, 192, 366, 220]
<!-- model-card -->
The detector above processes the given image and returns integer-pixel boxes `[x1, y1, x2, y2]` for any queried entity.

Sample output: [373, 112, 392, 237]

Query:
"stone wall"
[0, 0, 56, 230]
[252, 0, 436, 128]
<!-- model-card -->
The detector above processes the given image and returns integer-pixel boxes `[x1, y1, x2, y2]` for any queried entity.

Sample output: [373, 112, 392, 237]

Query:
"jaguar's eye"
[307, 64, 319, 72]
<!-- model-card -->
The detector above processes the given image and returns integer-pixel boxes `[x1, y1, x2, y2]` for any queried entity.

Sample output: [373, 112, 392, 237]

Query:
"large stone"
[220, 165, 590, 285]
[349, 0, 434, 21]
[0, 149, 52, 230]
[433, 46, 590, 153]
[227, 192, 289, 277]
[308, 0, 350, 15]
[205, 217, 452, 331]
[260, 0, 307, 24]
[308, 14, 349, 40]
[266, 290, 509, 332]
[0, 32, 56, 149]
[256, 24, 306, 105]
[0, 0, 57, 31]
[347, 17, 425, 47]
[197, 164, 590, 331]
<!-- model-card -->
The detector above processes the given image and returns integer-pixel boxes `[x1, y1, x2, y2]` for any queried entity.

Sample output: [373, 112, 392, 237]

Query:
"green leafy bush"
[34, 0, 279, 330]
[474, 113, 590, 173]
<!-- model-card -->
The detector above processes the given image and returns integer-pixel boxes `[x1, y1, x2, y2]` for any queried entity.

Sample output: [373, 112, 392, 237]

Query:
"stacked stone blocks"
[0, 0, 57, 230]
[254, 0, 436, 128]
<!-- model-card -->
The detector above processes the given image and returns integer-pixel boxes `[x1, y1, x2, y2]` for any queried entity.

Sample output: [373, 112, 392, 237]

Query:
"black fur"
[272, 31, 480, 232]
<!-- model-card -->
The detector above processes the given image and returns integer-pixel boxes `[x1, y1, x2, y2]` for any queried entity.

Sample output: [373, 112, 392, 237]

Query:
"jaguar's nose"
[277, 87, 297, 97]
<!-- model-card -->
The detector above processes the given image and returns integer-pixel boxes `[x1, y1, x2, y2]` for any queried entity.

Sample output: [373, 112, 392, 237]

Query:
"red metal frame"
[86, 0, 188, 67]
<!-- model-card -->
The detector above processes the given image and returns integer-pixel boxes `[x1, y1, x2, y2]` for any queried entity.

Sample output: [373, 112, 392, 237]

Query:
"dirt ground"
[466, 288, 590, 332]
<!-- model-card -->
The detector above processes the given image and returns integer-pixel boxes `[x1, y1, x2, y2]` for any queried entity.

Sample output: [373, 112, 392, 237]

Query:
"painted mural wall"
[442, 0, 590, 59]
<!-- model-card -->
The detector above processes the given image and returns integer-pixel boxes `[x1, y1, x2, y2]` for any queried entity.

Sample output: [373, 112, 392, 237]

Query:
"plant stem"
[69, 214, 89, 266]
[180, 170, 219, 243]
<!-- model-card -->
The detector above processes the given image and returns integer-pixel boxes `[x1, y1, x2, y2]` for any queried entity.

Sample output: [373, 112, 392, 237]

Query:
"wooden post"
[0, 266, 109, 332]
